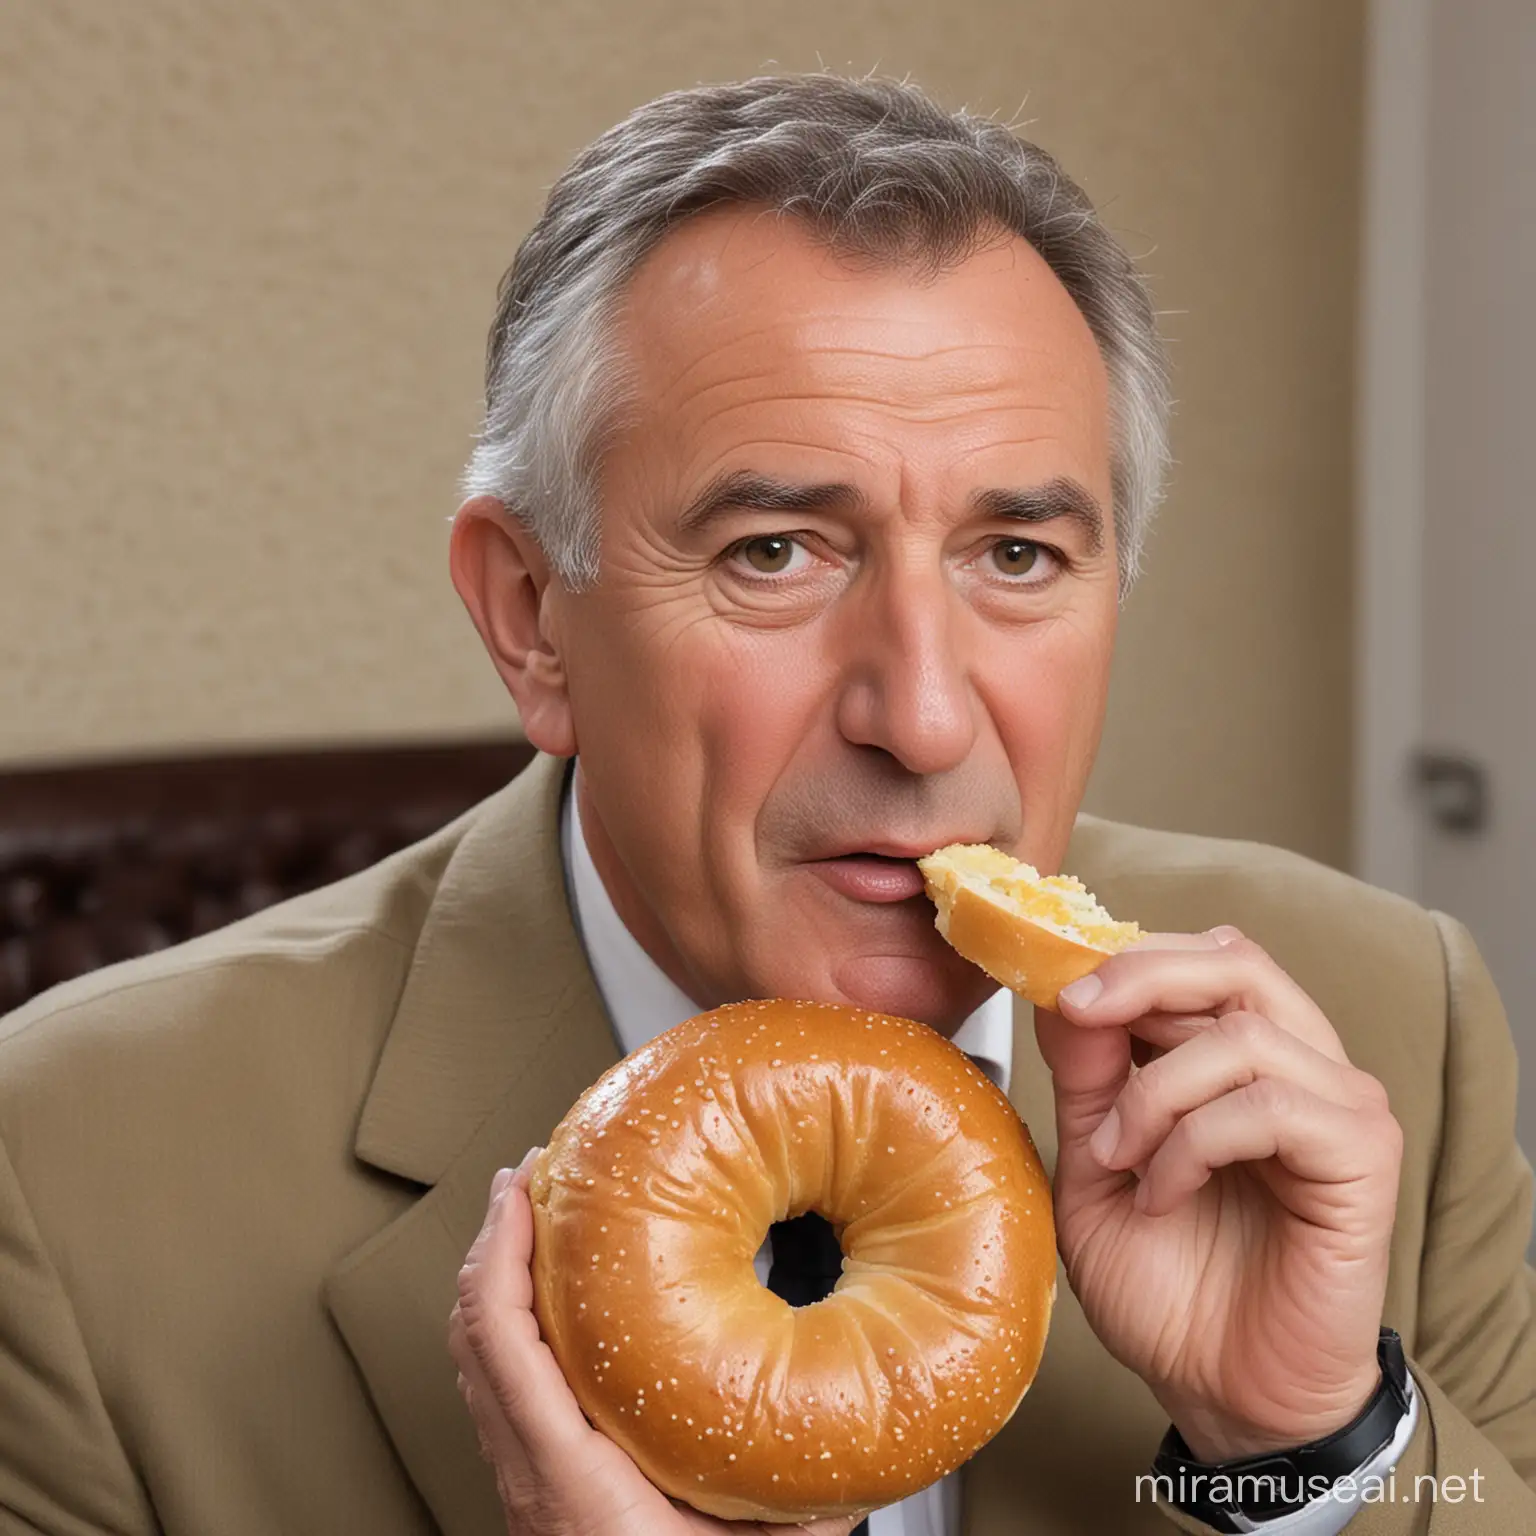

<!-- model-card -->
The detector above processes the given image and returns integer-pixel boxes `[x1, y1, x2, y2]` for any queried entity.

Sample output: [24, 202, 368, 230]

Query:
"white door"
[1418, 0, 1536, 1156]
[1359, 0, 1536, 1170]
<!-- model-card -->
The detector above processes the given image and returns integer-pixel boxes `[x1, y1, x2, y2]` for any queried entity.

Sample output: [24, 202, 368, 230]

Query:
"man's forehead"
[615, 206, 1108, 404]
[600, 206, 1114, 531]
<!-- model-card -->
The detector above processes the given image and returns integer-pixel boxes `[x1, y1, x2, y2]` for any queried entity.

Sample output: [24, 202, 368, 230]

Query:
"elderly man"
[1, 75, 1533, 1536]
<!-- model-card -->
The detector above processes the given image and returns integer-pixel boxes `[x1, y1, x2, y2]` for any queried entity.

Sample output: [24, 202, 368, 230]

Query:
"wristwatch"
[1151, 1328, 1412, 1532]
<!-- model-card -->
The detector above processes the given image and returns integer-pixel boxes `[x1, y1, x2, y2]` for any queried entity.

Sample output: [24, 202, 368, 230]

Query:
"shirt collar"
[561, 763, 1014, 1093]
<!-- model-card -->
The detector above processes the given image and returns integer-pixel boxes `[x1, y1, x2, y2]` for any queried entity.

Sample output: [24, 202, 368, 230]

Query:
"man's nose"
[831, 568, 978, 777]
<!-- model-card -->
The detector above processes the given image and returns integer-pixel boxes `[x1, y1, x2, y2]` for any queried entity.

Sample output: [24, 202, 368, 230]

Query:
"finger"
[1034, 1006, 1134, 1201]
[1091, 1012, 1384, 1172]
[1057, 932, 1227, 1059]
[450, 1155, 595, 1470]
[509, 1142, 542, 1187]
[1057, 933, 1346, 1062]
[462, 1146, 543, 1315]
[1125, 1010, 1218, 1051]
[452, 1318, 538, 1486]
[1134, 1077, 1403, 1217]
[464, 1154, 541, 1312]
[450, 1182, 540, 1492]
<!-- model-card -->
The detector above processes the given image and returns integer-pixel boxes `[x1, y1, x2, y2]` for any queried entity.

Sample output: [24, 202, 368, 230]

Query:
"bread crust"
[939, 880, 1113, 1011]
[529, 1000, 1055, 1522]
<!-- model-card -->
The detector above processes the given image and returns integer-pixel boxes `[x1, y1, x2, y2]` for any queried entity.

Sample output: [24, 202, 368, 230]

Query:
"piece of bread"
[918, 843, 1141, 1010]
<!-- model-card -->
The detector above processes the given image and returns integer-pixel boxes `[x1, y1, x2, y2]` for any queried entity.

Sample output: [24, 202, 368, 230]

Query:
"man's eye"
[989, 539, 1053, 580]
[733, 535, 807, 576]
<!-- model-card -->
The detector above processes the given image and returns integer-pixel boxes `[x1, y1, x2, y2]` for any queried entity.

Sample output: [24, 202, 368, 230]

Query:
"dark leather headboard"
[0, 738, 536, 1016]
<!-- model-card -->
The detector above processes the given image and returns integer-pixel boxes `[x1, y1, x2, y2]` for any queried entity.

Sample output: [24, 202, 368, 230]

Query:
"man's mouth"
[803, 852, 930, 904]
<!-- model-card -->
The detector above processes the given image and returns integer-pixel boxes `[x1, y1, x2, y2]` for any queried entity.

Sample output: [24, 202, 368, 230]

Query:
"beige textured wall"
[1, 2, 1362, 868]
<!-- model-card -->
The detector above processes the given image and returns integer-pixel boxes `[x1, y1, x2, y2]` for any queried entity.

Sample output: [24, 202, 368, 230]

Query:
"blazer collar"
[351, 750, 619, 1188]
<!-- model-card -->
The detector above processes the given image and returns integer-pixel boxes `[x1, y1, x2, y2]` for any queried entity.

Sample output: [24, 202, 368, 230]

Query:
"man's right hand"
[448, 1149, 867, 1536]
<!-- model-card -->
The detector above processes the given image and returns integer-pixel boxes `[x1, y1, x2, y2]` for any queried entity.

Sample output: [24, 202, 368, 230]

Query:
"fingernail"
[1059, 973, 1104, 1010]
[1088, 1106, 1121, 1166]
[1210, 926, 1243, 946]
[491, 1167, 514, 1199]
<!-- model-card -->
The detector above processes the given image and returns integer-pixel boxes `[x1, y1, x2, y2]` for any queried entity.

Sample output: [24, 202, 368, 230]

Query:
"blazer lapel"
[323, 752, 621, 1536]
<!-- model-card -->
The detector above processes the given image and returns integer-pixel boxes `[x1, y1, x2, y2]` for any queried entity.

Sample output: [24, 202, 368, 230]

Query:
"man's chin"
[739, 873, 995, 1030]
[824, 951, 986, 1035]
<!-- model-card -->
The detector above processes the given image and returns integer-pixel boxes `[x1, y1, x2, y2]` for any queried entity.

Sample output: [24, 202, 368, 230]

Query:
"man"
[1, 75, 1532, 1536]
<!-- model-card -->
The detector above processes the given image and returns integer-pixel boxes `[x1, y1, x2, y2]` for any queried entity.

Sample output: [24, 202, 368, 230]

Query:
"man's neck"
[573, 764, 712, 1006]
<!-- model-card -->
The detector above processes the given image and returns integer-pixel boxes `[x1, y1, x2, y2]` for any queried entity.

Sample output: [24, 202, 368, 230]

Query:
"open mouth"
[804, 852, 929, 904]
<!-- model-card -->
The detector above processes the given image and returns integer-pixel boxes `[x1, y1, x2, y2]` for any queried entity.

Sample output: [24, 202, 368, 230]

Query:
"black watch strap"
[1151, 1328, 1412, 1531]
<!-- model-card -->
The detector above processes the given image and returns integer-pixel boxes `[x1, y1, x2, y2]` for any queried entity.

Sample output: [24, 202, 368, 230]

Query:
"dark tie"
[766, 1213, 871, 1536]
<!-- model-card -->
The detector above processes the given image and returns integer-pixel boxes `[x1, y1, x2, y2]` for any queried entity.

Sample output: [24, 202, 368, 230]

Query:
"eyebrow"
[971, 478, 1106, 556]
[676, 469, 1106, 554]
[676, 470, 867, 531]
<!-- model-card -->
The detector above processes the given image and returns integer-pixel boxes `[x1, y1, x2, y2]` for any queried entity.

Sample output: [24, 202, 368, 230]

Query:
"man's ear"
[449, 496, 577, 757]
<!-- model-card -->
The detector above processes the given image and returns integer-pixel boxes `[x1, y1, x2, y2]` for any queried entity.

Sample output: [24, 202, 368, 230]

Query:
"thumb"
[1034, 1005, 1133, 1198]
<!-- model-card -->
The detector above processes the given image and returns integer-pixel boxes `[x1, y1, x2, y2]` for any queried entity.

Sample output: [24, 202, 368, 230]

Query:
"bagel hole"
[763, 1210, 847, 1307]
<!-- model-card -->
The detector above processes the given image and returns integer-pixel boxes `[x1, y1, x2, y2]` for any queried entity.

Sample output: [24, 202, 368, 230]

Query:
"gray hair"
[462, 73, 1170, 595]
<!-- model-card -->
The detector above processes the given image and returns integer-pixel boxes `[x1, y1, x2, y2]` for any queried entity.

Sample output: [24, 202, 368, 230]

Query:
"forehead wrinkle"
[647, 356, 1095, 435]
[640, 317, 806, 399]
[659, 336, 1076, 394]
[675, 437, 881, 482]
[662, 388, 1086, 440]
[634, 301, 1090, 403]
[780, 336, 1071, 367]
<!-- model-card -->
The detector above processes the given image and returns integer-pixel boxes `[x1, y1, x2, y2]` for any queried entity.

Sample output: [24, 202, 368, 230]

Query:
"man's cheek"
[690, 690, 798, 848]
[991, 675, 1107, 860]
[694, 626, 830, 752]
[566, 617, 704, 749]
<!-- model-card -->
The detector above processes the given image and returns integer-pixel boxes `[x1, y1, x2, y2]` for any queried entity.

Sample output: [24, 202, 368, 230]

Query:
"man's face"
[541, 209, 1118, 1032]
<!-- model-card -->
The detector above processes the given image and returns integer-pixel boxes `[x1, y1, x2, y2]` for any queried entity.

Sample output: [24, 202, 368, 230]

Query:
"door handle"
[1411, 750, 1490, 835]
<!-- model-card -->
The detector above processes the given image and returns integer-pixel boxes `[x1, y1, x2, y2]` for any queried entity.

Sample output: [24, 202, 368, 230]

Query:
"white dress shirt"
[558, 767, 1416, 1535]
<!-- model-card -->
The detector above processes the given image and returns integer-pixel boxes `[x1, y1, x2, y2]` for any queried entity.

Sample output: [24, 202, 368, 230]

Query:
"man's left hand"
[448, 1152, 866, 1536]
[1037, 926, 1403, 1463]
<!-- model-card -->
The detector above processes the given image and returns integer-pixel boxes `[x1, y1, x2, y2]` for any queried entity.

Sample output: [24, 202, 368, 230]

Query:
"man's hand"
[448, 1149, 867, 1536]
[1037, 927, 1403, 1464]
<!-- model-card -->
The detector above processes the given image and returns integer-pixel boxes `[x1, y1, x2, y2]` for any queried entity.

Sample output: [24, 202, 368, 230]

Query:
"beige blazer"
[2, 753, 1534, 1535]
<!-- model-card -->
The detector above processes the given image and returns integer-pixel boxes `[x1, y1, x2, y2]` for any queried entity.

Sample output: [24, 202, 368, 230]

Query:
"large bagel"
[529, 1000, 1055, 1522]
